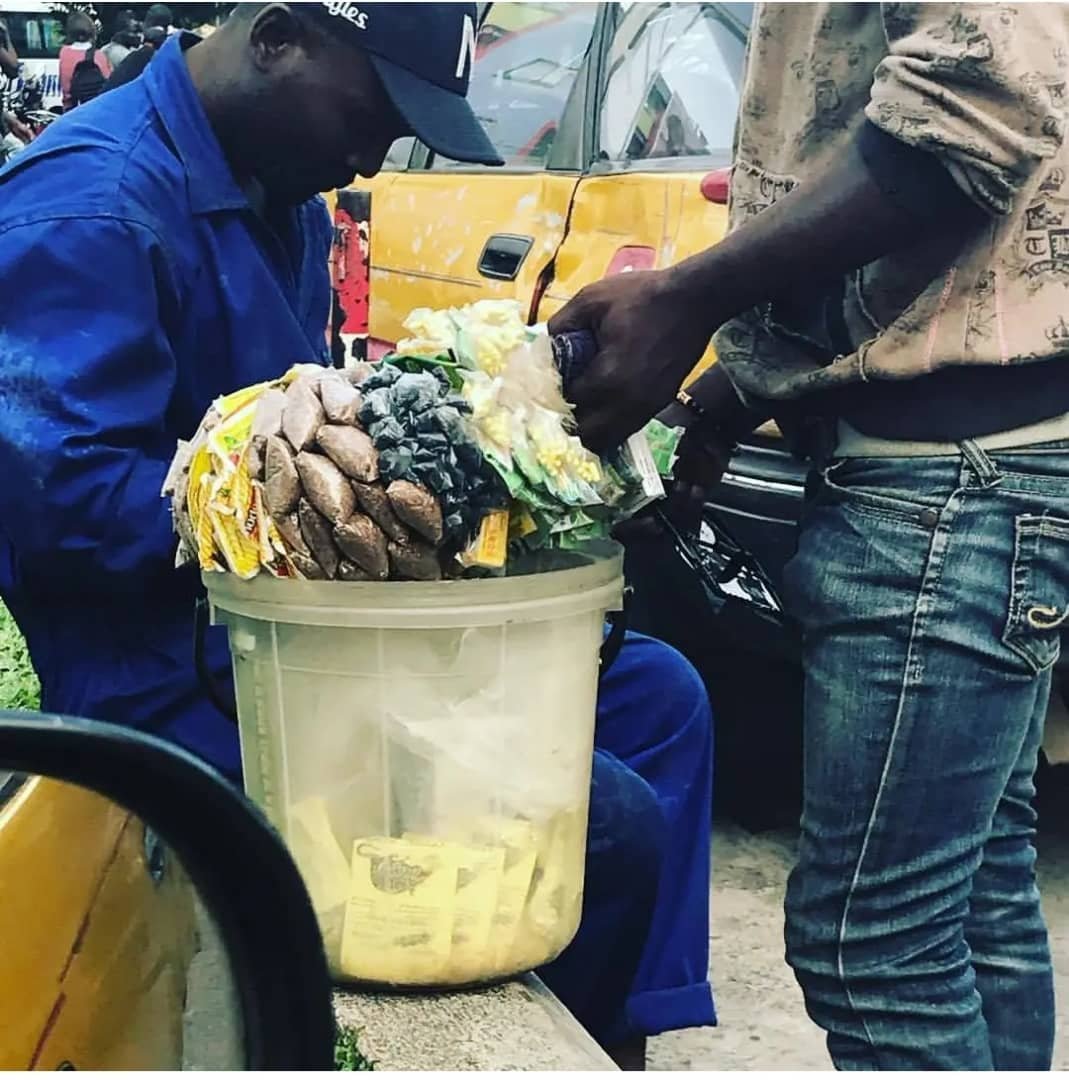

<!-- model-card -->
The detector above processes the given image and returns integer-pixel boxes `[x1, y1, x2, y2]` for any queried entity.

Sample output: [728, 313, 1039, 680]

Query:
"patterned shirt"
[714, 3, 1069, 409]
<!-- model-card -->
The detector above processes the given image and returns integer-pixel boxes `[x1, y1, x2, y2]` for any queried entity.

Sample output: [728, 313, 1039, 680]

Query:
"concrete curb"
[334, 974, 617, 1071]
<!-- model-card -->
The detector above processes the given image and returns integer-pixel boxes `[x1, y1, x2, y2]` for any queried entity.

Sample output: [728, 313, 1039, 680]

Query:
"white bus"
[0, 1, 64, 113]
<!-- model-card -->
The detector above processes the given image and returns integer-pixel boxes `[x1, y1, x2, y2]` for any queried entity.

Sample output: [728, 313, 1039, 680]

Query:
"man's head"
[113, 9, 142, 47]
[144, 5, 174, 32]
[186, 2, 500, 205]
[65, 11, 97, 45]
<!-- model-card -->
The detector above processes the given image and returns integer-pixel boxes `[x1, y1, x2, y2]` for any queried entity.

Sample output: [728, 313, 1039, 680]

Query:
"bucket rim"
[203, 542, 625, 629]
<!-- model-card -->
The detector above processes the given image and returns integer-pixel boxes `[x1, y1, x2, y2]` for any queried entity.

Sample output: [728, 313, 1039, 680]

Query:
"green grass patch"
[334, 1024, 375, 1071]
[0, 601, 39, 711]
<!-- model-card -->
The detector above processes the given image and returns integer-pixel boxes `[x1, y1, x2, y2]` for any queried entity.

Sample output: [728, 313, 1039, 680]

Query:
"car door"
[356, 2, 604, 355]
[535, 2, 751, 384]
[0, 777, 196, 1070]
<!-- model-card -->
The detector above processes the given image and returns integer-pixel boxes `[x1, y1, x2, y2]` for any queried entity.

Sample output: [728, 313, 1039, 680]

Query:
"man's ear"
[248, 3, 306, 72]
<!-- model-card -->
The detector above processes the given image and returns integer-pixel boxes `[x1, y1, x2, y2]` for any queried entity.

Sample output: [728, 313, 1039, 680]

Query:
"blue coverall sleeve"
[0, 216, 183, 593]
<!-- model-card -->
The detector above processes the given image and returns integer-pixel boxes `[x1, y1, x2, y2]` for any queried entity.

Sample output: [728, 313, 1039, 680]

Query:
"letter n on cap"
[455, 14, 476, 79]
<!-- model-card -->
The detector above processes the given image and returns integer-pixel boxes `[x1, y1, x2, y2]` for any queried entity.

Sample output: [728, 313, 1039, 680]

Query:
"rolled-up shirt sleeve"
[868, 2, 1069, 214]
[0, 216, 182, 594]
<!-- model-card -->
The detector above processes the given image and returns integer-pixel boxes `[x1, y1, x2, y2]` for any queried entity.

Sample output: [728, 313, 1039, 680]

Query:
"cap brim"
[368, 54, 504, 167]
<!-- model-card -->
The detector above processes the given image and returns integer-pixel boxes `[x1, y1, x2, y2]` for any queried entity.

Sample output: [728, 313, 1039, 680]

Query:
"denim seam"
[834, 486, 961, 1064]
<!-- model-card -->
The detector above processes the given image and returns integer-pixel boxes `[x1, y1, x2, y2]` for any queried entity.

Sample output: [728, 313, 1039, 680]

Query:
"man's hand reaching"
[548, 267, 720, 453]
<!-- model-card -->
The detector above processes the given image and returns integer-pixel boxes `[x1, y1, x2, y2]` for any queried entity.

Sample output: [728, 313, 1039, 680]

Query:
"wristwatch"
[674, 389, 739, 454]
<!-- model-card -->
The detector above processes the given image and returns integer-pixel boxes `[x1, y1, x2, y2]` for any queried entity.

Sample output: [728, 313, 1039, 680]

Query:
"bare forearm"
[670, 134, 984, 342]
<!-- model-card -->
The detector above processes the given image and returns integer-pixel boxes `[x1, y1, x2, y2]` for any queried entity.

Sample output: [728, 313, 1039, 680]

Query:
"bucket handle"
[600, 589, 630, 675]
[194, 596, 240, 725]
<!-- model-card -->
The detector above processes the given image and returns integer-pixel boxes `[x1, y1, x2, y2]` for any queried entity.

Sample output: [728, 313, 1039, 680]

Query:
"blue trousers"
[783, 444, 1059, 1069]
[538, 631, 716, 1044]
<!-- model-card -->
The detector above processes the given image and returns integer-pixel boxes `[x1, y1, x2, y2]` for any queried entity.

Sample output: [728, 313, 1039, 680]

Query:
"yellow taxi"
[335, 1, 749, 382]
[0, 773, 197, 1069]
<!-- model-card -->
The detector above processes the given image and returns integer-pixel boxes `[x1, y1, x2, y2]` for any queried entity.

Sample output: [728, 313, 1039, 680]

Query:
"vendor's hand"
[548, 268, 719, 453]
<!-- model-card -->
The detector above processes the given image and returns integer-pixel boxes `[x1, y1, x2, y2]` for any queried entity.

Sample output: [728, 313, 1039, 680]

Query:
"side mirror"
[0, 711, 335, 1070]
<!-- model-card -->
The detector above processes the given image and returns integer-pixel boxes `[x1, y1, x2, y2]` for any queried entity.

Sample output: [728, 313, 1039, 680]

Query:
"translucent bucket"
[204, 544, 623, 987]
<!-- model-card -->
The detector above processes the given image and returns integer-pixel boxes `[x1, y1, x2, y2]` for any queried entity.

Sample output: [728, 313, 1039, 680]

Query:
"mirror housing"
[0, 711, 335, 1070]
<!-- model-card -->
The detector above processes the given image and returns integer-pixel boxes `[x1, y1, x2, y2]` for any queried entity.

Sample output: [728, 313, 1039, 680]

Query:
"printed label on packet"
[340, 838, 458, 985]
[207, 473, 260, 579]
[207, 398, 261, 473]
[623, 431, 665, 502]
[404, 833, 505, 977]
[476, 508, 509, 568]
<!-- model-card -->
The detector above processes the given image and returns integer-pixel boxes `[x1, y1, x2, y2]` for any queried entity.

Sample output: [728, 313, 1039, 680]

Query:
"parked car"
[0, 771, 199, 1068]
[0, 712, 335, 1069]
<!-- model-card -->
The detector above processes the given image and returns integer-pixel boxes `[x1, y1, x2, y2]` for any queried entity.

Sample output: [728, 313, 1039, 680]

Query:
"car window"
[3, 13, 63, 60]
[598, 3, 748, 167]
[430, 1, 599, 171]
[0, 772, 24, 810]
[382, 136, 416, 172]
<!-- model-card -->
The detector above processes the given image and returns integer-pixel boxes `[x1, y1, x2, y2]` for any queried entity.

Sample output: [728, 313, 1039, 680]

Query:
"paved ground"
[650, 818, 1069, 1071]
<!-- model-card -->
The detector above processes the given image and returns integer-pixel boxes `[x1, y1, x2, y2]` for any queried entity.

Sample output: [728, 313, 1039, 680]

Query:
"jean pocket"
[819, 460, 941, 528]
[1003, 514, 1069, 673]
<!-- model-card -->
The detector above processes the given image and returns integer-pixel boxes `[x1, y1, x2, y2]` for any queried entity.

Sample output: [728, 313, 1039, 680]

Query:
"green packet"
[643, 419, 685, 476]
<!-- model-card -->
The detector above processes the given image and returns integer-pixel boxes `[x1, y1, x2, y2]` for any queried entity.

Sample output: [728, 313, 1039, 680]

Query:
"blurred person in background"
[0, 17, 32, 155]
[145, 4, 176, 37]
[105, 5, 173, 91]
[104, 25, 167, 92]
[0, 15, 18, 80]
[102, 10, 143, 70]
[59, 11, 111, 111]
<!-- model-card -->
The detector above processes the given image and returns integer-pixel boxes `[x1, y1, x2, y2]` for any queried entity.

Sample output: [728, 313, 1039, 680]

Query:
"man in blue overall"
[0, 4, 712, 1065]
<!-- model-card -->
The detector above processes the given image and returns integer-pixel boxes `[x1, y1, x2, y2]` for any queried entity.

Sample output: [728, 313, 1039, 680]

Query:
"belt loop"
[960, 439, 1001, 487]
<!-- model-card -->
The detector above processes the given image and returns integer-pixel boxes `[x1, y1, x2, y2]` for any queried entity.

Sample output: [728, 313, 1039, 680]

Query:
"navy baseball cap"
[308, 1, 503, 167]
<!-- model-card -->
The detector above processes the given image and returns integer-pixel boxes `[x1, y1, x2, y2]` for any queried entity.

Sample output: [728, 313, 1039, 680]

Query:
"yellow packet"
[340, 837, 458, 985]
[189, 464, 221, 572]
[287, 797, 352, 917]
[208, 398, 260, 473]
[461, 508, 510, 569]
[216, 379, 273, 420]
[469, 816, 539, 968]
[525, 808, 585, 939]
[257, 492, 296, 578]
[185, 443, 213, 531]
[207, 474, 261, 579]
[509, 505, 538, 540]
[404, 833, 505, 979]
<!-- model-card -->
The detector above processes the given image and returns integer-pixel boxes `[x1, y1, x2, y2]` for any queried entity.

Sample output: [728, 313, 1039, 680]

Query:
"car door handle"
[478, 234, 534, 281]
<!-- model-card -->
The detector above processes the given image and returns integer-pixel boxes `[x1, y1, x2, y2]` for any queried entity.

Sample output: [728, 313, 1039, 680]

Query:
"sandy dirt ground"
[650, 820, 1069, 1071]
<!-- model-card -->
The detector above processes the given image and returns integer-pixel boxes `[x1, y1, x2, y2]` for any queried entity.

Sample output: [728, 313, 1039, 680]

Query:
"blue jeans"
[539, 631, 716, 1044]
[782, 440, 1062, 1070]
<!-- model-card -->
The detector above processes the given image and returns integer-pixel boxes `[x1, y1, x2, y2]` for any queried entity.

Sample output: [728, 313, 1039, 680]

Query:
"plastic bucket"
[205, 543, 624, 987]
